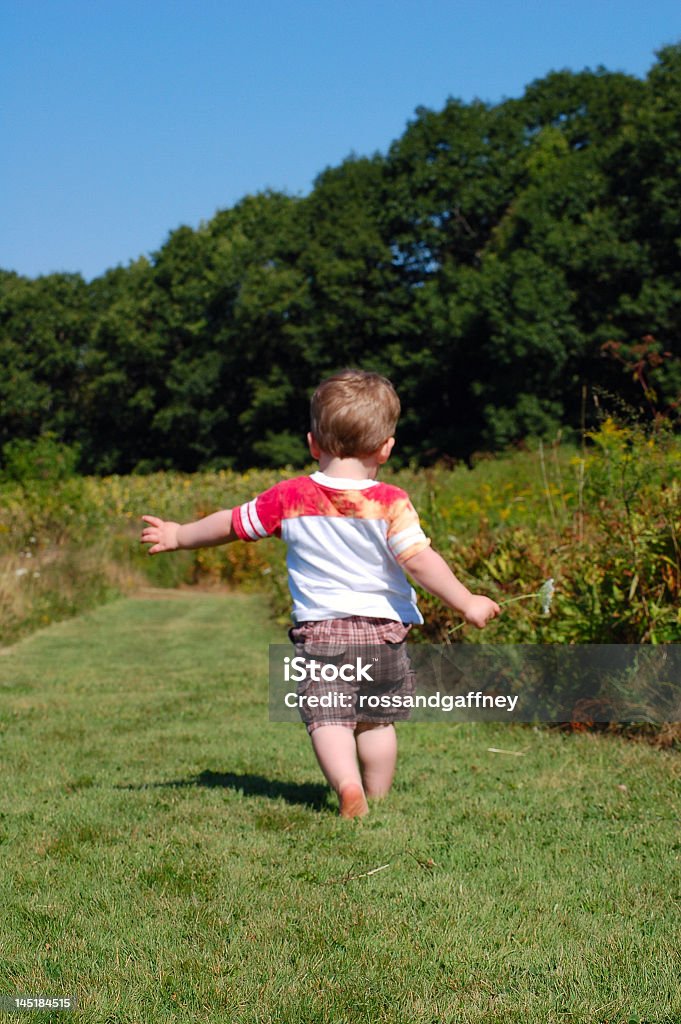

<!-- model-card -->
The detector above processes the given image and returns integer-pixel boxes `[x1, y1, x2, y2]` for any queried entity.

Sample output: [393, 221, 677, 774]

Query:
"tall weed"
[1, 425, 678, 649]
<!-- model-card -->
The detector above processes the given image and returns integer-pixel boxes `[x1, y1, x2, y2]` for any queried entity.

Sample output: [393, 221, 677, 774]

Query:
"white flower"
[15, 568, 28, 577]
[538, 578, 555, 616]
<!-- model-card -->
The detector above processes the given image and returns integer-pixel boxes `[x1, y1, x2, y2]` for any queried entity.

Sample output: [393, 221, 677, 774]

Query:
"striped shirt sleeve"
[386, 494, 431, 564]
[231, 483, 284, 542]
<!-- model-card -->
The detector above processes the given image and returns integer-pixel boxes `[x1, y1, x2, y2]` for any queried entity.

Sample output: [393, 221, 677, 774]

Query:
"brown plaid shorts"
[288, 616, 416, 733]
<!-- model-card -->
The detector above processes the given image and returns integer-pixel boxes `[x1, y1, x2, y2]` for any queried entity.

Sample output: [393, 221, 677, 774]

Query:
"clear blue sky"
[3, 0, 680, 282]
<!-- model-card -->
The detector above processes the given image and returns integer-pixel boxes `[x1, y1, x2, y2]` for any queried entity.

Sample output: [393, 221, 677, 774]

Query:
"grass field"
[1, 592, 680, 1024]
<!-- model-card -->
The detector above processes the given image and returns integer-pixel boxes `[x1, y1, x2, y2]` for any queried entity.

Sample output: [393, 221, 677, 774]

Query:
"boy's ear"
[307, 432, 321, 459]
[376, 437, 395, 464]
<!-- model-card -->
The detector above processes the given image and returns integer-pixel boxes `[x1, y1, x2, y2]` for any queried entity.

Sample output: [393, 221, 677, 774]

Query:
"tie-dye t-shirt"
[231, 470, 431, 623]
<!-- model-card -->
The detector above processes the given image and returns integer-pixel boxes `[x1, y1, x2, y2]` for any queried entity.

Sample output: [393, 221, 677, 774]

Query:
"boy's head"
[309, 369, 400, 459]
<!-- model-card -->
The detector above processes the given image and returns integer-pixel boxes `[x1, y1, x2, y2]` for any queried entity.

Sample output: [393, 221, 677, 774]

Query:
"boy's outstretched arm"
[402, 546, 500, 629]
[140, 510, 237, 554]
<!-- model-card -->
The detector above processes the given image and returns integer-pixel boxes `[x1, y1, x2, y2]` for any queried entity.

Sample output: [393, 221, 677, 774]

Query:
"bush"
[1, 433, 81, 484]
[1, 425, 678, 653]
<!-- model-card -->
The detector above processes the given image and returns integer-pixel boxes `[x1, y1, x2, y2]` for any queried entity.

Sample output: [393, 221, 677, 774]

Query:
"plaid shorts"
[288, 616, 416, 733]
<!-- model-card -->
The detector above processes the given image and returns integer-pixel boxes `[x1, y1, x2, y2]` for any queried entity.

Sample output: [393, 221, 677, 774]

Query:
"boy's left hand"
[140, 515, 181, 554]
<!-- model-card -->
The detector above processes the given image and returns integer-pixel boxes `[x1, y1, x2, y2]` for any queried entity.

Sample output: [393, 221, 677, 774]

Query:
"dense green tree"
[1, 49, 679, 472]
[600, 43, 681, 412]
[207, 192, 312, 467]
[0, 271, 90, 454]
[387, 65, 656, 455]
[81, 258, 168, 473]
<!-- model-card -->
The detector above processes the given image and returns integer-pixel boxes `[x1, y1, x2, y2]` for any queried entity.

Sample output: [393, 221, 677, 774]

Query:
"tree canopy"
[2, 47, 680, 473]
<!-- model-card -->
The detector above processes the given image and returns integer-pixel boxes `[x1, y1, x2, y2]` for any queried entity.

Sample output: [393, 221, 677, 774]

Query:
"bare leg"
[310, 725, 368, 817]
[355, 723, 397, 798]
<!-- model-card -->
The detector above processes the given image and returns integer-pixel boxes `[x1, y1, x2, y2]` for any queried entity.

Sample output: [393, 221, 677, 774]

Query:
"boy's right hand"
[461, 594, 501, 629]
[140, 515, 181, 554]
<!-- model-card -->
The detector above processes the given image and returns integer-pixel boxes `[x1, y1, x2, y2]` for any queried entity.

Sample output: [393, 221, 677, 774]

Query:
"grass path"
[1, 592, 680, 1023]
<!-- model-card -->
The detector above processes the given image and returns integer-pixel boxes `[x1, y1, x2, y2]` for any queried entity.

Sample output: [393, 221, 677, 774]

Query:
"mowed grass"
[0, 593, 679, 1024]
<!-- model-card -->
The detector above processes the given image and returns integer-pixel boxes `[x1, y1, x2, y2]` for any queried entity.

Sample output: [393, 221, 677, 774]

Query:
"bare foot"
[339, 783, 369, 819]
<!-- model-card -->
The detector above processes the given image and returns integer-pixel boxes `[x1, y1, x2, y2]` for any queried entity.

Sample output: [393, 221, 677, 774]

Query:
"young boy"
[141, 370, 500, 818]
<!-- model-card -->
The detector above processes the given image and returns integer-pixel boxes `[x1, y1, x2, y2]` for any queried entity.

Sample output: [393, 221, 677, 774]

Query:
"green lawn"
[0, 592, 679, 1024]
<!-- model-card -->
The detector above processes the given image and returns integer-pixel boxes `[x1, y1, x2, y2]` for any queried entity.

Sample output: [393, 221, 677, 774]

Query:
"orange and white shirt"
[231, 471, 431, 623]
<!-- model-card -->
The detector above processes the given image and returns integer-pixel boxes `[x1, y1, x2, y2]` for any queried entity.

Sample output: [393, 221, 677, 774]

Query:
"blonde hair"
[310, 369, 400, 458]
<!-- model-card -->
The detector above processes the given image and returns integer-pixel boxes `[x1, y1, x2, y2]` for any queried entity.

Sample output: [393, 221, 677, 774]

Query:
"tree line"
[2, 45, 680, 474]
